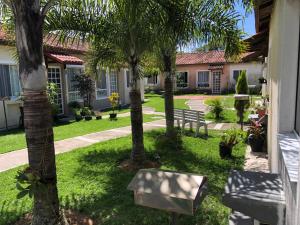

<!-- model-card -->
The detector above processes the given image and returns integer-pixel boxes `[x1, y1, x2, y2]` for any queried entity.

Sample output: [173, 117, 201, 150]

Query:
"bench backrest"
[174, 108, 205, 123]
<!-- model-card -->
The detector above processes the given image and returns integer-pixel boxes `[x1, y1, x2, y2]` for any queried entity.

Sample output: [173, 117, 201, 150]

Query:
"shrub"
[108, 92, 120, 114]
[81, 107, 92, 116]
[209, 99, 224, 119]
[73, 73, 94, 107]
[235, 71, 249, 94]
[68, 101, 81, 109]
[220, 128, 244, 149]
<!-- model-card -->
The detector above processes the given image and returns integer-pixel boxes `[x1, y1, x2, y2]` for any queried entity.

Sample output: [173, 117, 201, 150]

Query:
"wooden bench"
[174, 108, 208, 136]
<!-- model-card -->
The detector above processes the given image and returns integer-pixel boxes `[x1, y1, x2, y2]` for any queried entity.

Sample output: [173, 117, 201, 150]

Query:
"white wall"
[228, 62, 263, 86]
[266, 0, 300, 224]
[0, 100, 22, 130]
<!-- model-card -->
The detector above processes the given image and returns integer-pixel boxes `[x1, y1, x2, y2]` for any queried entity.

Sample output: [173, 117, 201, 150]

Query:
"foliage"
[220, 128, 244, 148]
[0, 130, 246, 225]
[235, 70, 249, 94]
[209, 99, 224, 119]
[68, 101, 81, 110]
[248, 125, 265, 140]
[108, 92, 120, 114]
[80, 107, 92, 117]
[15, 168, 43, 200]
[47, 82, 59, 119]
[73, 73, 94, 107]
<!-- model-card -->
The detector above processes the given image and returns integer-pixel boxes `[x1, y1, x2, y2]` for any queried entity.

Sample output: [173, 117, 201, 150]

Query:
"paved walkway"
[244, 146, 269, 172]
[186, 99, 209, 112]
[0, 119, 166, 172]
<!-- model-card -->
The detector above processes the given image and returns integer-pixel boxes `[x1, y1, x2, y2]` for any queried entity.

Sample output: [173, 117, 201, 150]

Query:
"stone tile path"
[186, 99, 209, 112]
[244, 146, 269, 172]
[0, 119, 166, 172]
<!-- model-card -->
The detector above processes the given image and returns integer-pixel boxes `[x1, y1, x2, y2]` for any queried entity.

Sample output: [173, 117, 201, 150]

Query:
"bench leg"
[195, 124, 200, 137]
[182, 121, 186, 134]
[190, 122, 193, 131]
[204, 124, 208, 136]
[176, 119, 180, 128]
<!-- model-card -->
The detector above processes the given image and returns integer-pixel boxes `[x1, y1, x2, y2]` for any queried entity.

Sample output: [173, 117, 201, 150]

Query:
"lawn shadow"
[65, 130, 245, 225]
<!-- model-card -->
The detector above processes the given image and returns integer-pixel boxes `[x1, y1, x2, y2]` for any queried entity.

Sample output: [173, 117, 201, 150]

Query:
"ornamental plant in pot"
[74, 109, 83, 122]
[109, 92, 119, 119]
[81, 107, 93, 121]
[248, 126, 265, 152]
[219, 129, 242, 159]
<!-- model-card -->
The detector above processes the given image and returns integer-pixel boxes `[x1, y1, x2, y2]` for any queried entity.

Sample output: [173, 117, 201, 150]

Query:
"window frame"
[65, 65, 84, 103]
[176, 71, 189, 89]
[0, 63, 21, 98]
[232, 69, 247, 83]
[295, 32, 300, 135]
[197, 70, 210, 88]
[95, 68, 109, 100]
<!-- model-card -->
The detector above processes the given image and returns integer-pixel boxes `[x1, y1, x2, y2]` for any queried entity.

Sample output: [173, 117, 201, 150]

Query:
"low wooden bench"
[174, 108, 208, 136]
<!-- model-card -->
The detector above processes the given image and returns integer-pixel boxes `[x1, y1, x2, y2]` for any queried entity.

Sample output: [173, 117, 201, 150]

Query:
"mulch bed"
[14, 209, 95, 225]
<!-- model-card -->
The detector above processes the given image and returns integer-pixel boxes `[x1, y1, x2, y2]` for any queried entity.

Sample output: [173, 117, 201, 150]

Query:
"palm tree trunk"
[129, 60, 145, 164]
[163, 53, 175, 137]
[12, 2, 63, 224]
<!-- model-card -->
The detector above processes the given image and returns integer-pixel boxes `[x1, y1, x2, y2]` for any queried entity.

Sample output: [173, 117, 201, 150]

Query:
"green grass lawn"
[0, 130, 246, 225]
[204, 95, 259, 123]
[0, 114, 161, 154]
[144, 93, 189, 112]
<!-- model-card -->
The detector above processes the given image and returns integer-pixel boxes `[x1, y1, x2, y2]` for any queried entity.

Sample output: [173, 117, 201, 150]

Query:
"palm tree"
[47, 0, 161, 165]
[155, 0, 251, 138]
[1, 0, 66, 224]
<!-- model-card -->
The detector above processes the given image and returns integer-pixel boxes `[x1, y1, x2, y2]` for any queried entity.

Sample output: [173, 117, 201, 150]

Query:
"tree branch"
[41, 0, 57, 17]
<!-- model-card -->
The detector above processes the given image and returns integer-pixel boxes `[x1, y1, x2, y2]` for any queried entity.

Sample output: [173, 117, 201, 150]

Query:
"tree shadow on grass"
[63, 130, 245, 225]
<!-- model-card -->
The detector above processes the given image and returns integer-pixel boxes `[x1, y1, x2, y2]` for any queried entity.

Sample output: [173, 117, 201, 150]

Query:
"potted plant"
[255, 105, 266, 118]
[219, 129, 242, 159]
[74, 109, 83, 122]
[248, 126, 265, 152]
[108, 92, 119, 119]
[81, 107, 93, 121]
[209, 99, 224, 119]
[94, 111, 102, 120]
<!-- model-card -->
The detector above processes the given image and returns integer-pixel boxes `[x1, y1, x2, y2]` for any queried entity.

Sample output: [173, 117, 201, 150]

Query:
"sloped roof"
[176, 51, 255, 65]
[45, 53, 83, 65]
[0, 27, 88, 54]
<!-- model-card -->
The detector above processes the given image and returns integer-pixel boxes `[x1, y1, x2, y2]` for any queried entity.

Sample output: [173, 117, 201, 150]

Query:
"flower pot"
[96, 115, 102, 120]
[248, 134, 264, 152]
[219, 143, 232, 159]
[85, 116, 93, 121]
[256, 109, 266, 118]
[75, 115, 83, 122]
[109, 113, 117, 119]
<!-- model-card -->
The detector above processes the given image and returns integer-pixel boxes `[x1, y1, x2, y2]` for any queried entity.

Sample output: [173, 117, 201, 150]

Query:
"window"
[197, 71, 209, 88]
[110, 70, 118, 93]
[147, 74, 158, 85]
[126, 70, 131, 88]
[176, 72, 188, 88]
[66, 67, 83, 102]
[233, 70, 246, 82]
[96, 69, 108, 99]
[295, 43, 300, 134]
[0, 65, 20, 98]
[48, 67, 63, 114]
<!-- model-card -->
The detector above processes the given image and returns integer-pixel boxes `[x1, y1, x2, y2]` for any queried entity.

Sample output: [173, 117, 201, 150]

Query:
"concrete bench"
[223, 170, 286, 225]
[174, 108, 208, 136]
[229, 211, 254, 225]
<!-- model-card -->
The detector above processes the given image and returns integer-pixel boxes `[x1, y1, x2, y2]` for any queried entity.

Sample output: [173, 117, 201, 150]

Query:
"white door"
[212, 71, 221, 94]
[48, 67, 64, 114]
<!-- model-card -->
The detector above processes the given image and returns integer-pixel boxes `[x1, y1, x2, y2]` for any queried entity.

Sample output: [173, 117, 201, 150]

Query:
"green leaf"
[17, 190, 29, 199]
[16, 182, 24, 191]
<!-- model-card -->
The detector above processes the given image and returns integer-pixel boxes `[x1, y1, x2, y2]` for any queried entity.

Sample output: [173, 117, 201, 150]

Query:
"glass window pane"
[0, 65, 11, 97]
[295, 50, 300, 134]
[9, 65, 21, 97]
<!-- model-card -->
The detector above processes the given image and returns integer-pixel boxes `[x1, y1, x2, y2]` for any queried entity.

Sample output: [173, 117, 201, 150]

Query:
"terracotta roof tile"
[46, 53, 83, 65]
[176, 51, 255, 65]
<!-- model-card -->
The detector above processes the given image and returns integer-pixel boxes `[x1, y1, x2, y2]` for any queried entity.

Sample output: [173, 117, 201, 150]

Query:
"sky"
[183, 3, 256, 52]
[235, 4, 256, 37]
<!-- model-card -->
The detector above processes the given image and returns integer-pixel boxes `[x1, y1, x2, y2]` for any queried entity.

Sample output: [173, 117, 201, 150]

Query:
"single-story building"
[145, 50, 263, 94]
[0, 31, 143, 131]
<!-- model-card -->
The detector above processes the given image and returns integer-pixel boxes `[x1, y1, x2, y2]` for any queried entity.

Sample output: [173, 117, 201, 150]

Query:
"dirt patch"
[174, 95, 221, 100]
[14, 210, 95, 225]
[119, 159, 160, 172]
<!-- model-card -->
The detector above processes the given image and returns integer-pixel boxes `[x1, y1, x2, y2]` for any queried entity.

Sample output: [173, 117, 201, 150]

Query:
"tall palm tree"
[1, 0, 66, 224]
[47, 0, 161, 165]
[155, 0, 251, 138]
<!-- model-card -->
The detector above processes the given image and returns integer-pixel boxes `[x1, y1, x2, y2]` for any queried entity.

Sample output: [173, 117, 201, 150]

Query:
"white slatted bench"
[174, 108, 208, 137]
